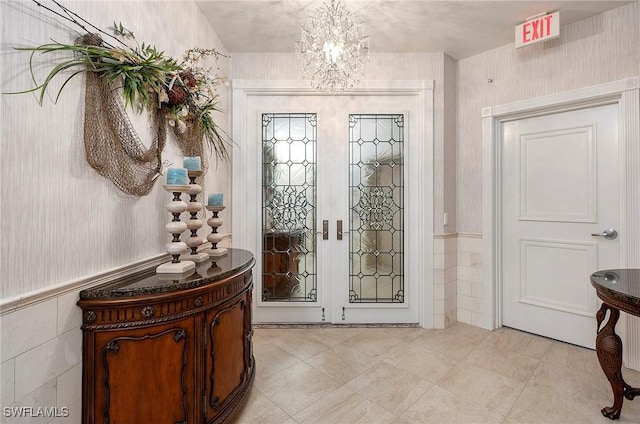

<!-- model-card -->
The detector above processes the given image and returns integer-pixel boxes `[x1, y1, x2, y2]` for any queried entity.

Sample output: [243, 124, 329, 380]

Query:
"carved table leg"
[596, 303, 637, 420]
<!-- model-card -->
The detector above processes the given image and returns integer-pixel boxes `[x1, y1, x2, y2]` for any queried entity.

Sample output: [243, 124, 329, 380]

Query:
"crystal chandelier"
[296, 0, 369, 92]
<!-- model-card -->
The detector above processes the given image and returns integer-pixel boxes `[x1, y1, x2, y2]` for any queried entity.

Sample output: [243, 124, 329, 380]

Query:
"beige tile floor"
[232, 324, 640, 424]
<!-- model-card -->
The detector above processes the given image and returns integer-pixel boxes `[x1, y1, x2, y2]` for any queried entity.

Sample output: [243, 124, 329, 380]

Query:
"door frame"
[482, 76, 640, 362]
[231, 79, 435, 327]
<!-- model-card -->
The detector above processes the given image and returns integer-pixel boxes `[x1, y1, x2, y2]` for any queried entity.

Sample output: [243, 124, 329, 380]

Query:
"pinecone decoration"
[167, 85, 188, 105]
[167, 72, 196, 105]
[180, 72, 197, 88]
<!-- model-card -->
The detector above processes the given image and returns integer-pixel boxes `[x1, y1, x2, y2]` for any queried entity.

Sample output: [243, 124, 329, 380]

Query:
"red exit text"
[515, 11, 560, 48]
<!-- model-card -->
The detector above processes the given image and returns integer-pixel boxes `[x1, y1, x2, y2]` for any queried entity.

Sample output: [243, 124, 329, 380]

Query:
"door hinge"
[321, 307, 325, 322]
[342, 307, 345, 321]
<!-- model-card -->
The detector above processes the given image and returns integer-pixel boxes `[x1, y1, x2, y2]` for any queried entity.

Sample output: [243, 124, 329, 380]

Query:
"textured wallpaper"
[0, 0, 231, 299]
[456, 2, 640, 233]
[3, 1, 637, 299]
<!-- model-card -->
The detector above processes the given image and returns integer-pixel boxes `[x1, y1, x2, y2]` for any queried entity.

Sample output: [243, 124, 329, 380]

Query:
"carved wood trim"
[209, 297, 245, 410]
[101, 328, 189, 424]
[82, 272, 252, 329]
[80, 252, 255, 424]
[208, 361, 255, 424]
[244, 286, 253, 373]
[141, 305, 155, 318]
[597, 291, 640, 317]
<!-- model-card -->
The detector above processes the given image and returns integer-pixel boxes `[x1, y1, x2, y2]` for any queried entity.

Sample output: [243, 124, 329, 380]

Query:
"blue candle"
[166, 168, 188, 185]
[183, 156, 201, 171]
[208, 193, 223, 206]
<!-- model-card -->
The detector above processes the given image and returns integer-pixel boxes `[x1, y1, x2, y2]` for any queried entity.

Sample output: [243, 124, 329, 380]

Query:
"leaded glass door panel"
[349, 114, 405, 304]
[262, 113, 317, 302]
[247, 94, 420, 324]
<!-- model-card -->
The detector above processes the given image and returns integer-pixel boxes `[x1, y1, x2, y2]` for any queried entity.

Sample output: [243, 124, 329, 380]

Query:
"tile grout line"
[498, 348, 547, 423]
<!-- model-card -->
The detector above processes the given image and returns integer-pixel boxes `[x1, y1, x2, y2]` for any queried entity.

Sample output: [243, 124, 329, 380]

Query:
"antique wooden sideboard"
[77, 249, 255, 424]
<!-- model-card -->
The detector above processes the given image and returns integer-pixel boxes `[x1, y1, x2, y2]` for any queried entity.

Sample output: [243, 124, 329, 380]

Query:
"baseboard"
[253, 323, 421, 328]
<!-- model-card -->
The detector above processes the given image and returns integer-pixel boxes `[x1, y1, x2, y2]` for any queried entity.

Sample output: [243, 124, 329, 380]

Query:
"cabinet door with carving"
[205, 291, 252, 422]
[92, 318, 196, 424]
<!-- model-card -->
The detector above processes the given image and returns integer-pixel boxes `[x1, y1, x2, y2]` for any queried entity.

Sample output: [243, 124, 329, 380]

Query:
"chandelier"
[296, 0, 369, 92]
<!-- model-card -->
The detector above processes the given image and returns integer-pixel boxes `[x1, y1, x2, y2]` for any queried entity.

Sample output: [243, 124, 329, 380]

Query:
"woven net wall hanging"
[83, 70, 166, 196]
[9, 2, 230, 197]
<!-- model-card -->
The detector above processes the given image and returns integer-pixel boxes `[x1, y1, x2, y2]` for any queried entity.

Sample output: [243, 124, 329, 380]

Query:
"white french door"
[236, 89, 425, 324]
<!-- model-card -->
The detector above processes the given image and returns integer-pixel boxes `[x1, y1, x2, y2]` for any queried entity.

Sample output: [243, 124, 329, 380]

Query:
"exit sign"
[515, 11, 560, 48]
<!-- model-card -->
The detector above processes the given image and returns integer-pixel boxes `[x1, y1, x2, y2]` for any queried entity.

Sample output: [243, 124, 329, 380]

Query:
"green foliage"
[198, 99, 231, 162]
[110, 22, 134, 40]
[8, 26, 231, 162]
[13, 39, 180, 110]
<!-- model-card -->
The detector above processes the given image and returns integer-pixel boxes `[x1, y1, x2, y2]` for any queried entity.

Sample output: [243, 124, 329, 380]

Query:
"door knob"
[591, 229, 618, 240]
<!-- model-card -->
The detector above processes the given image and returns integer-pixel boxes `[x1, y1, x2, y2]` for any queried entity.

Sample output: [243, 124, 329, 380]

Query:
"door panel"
[262, 113, 317, 302]
[247, 94, 420, 324]
[501, 103, 619, 348]
[332, 97, 418, 324]
[207, 297, 247, 415]
[519, 239, 597, 315]
[94, 320, 195, 424]
[348, 114, 405, 304]
[519, 126, 596, 222]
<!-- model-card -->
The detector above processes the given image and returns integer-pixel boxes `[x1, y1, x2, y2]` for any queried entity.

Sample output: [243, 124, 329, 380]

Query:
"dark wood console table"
[78, 249, 255, 424]
[591, 269, 640, 420]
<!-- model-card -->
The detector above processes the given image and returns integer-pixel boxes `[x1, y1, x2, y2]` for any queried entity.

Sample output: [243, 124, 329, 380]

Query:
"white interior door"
[501, 102, 619, 348]
[243, 93, 421, 324]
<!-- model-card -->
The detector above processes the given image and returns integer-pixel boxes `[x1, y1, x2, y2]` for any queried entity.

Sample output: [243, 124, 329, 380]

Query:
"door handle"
[591, 228, 618, 240]
[316, 220, 329, 240]
[337, 220, 348, 240]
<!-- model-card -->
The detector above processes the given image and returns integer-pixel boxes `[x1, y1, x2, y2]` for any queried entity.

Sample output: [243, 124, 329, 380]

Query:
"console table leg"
[596, 303, 628, 420]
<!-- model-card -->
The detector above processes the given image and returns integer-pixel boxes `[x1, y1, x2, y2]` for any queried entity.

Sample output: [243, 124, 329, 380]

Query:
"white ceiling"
[194, 0, 632, 59]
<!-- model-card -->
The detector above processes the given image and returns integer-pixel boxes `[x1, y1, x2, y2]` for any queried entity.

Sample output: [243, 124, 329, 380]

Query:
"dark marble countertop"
[80, 248, 255, 299]
[590, 269, 640, 306]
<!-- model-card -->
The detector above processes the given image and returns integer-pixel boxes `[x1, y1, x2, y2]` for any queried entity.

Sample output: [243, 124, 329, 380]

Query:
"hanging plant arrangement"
[8, 1, 231, 195]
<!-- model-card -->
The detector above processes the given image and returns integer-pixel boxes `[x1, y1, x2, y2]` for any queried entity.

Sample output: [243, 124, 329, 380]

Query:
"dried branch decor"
[8, 1, 231, 196]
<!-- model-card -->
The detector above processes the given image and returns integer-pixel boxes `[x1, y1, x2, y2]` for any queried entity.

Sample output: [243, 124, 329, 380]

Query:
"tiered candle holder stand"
[206, 205, 228, 258]
[157, 185, 196, 274]
[156, 268, 196, 281]
[184, 171, 209, 263]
